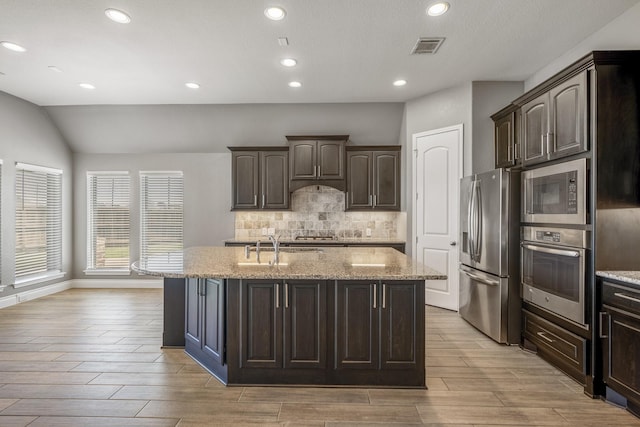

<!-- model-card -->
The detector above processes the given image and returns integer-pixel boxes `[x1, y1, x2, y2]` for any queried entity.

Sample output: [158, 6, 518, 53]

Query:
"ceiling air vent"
[411, 37, 445, 55]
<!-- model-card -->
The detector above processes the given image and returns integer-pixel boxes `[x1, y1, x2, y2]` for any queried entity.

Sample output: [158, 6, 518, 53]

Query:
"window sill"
[83, 269, 131, 276]
[14, 271, 66, 288]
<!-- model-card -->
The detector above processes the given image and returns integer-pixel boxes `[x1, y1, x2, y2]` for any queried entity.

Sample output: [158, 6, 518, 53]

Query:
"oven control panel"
[535, 230, 561, 243]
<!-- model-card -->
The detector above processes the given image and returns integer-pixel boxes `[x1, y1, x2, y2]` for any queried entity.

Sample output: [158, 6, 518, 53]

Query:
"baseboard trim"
[72, 279, 163, 289]
[0, 278, 163, 309]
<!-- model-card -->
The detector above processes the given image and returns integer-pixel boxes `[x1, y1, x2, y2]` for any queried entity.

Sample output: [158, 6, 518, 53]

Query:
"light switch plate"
[366, 228, 372, 237]
[261, 227, 268, 236]
[267, 227, 275, 235]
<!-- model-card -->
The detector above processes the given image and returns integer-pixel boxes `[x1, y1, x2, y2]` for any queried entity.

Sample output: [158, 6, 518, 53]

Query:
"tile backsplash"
[234, 185, 406, 239]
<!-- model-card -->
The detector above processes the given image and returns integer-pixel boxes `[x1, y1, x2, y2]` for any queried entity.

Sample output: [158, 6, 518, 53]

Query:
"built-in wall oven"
[521, 226, 590, 325]
[522, 158, 587, 225]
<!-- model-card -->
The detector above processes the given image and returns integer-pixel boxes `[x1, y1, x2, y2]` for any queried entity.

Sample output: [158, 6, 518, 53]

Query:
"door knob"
[450, 241, 457, 246]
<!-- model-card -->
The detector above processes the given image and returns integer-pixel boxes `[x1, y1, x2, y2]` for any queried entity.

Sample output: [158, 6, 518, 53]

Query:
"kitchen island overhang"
[133, 246, 446, 387]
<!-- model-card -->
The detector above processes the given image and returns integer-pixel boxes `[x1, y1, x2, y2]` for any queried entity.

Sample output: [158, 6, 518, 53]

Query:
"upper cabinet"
[492, 105, 520, 168]
[230, 147, 289, 210]
[287, 135, 348, 192]
[519, 71, 588, 166]
[346, 146, 400, 211]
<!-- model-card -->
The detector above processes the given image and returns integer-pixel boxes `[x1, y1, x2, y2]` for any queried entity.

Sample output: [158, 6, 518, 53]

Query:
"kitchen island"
[133, 246, 445, 387]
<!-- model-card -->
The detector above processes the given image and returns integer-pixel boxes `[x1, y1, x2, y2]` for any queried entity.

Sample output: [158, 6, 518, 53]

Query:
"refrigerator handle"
[460, 268, 499, 286]
[468, 180, 476, 261]
[474, 182, 482, 262]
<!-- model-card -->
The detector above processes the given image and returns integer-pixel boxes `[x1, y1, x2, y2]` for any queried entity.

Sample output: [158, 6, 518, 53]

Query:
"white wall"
[0, 91, 73, 295]
[72, 152, 234, 279]
[526, 2, 640, 90]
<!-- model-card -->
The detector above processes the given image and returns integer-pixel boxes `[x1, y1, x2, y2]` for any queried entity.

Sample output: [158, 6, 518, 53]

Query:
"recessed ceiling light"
[48, 65, 62, 73]
[105, 8, 131, 24]
[185, 82, 200, 89]
[1, 41, 26, 52]
[427, 2, 449, 16]
[264, 6, 286, 21]
[393, 79, 407, 87]
[280, 58, 297, 67]
[79, 83, 96, 90]
[288, 81, 302, 88]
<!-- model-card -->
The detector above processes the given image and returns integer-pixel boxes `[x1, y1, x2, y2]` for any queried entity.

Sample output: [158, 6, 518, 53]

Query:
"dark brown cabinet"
[230, 147, 289, 210]
[238, 279, 328, 374]
[346, 147, 400, 211]
[335, 280, 424, 378]
[492, 106, 520, 168]
[185, 279, 227, 381]
[600, 279, 640, 414]
[224, 278, 424, 386]
[519, 71, 587, 165]
[286, 135, 348, 191]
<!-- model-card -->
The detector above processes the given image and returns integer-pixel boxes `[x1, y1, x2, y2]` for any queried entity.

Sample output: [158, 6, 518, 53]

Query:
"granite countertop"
[596, 271, 640, 287]
[224, 238, 406, 245]
[132, 246, 445, 281]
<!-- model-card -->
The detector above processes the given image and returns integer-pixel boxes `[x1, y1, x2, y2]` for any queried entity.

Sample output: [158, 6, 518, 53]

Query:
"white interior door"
[413, 125, 462, 311]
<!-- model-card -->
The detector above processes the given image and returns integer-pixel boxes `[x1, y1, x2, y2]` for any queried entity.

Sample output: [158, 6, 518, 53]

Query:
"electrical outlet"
[261, 227, 268, 236]
[366, 228, 372, 237]
[267, 227, 275, 235]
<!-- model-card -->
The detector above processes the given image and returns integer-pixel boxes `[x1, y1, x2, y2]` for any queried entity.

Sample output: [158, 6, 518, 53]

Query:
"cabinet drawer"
[603, 281, 640, 315]
[523, 309, 586, 378]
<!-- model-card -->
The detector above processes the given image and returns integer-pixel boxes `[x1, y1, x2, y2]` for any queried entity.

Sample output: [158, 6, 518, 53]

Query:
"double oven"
[521, 158, 590, 325]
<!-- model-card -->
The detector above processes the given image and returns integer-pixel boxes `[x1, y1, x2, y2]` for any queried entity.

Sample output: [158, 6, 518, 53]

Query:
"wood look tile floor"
[0, 288, 638, 426]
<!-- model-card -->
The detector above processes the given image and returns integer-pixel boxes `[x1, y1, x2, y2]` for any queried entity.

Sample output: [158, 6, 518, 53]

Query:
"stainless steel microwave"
[522, 158, 587, 225]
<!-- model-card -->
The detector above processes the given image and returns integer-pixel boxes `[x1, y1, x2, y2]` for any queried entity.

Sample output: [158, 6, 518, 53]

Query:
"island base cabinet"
[333, 280, 424, 386]
[184, 279, 227, 384]
[226, 279, 425, 387]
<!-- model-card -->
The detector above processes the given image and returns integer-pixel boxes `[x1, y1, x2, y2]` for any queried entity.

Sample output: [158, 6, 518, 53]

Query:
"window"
[15, 162, 63, 285]
[140, 171, 184, 271]
[86, 172, 131, 274]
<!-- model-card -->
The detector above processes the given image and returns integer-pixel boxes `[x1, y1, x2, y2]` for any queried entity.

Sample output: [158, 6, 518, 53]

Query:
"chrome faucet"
[268, 234, 280, 265]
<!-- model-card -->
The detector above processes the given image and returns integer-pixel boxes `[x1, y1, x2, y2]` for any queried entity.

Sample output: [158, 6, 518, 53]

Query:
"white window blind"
[15, 163, 63, 283]
[86, 172, 131, 273]
[140, 171, 184, 271]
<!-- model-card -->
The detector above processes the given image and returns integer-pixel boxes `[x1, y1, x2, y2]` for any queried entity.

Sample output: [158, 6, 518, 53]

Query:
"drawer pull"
[599, 312, 608, 339]
[537, 331, 555, 343]
[614, 292, 640, 304]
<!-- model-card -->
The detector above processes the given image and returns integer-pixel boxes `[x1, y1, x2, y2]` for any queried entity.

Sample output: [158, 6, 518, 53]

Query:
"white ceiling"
[0, 0, 638, 106]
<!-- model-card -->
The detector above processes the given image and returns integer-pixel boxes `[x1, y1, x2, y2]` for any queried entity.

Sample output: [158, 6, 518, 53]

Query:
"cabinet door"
[335, 281, 379, 369]
[318, 141, 345, 180]
[185, 278, 201, 347]
[380, 282, 423, 370]
[373, 151, 400, 210]
[603, 308, 640, 404]
[290, 141, 317, 180]
[261, 151, 289, 209]
[202, 279, 225, 365]
[232, 151, 259, 209]
[240, 280, 282, 369]
[521, 94, 549, 165]
[494, 113, 515, 168]
[283, 280, 327, 369]
[346, 151, 372, 209]
[549, 72, 588, 159]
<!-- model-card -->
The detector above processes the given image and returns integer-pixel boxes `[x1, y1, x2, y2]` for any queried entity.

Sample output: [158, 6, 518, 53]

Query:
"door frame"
[411, 124, 463, 308]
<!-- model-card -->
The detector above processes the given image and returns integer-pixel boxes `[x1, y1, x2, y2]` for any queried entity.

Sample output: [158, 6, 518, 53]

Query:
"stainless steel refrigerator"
[459, 168, 520, 344]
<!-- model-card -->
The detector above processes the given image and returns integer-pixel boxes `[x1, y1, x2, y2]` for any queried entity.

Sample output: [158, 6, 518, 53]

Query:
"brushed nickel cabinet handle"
[599, 312, 608, 339]
[537, 331, 554, 343]
[285, 283, 289, 308]
[382, 283, 386, 309]
[614, 292, 640, 304]
[372, 283, 377, 309]
[262, 194, 265, 207]
[253, 195, 257, 206]
[275, 284, 280, 309]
